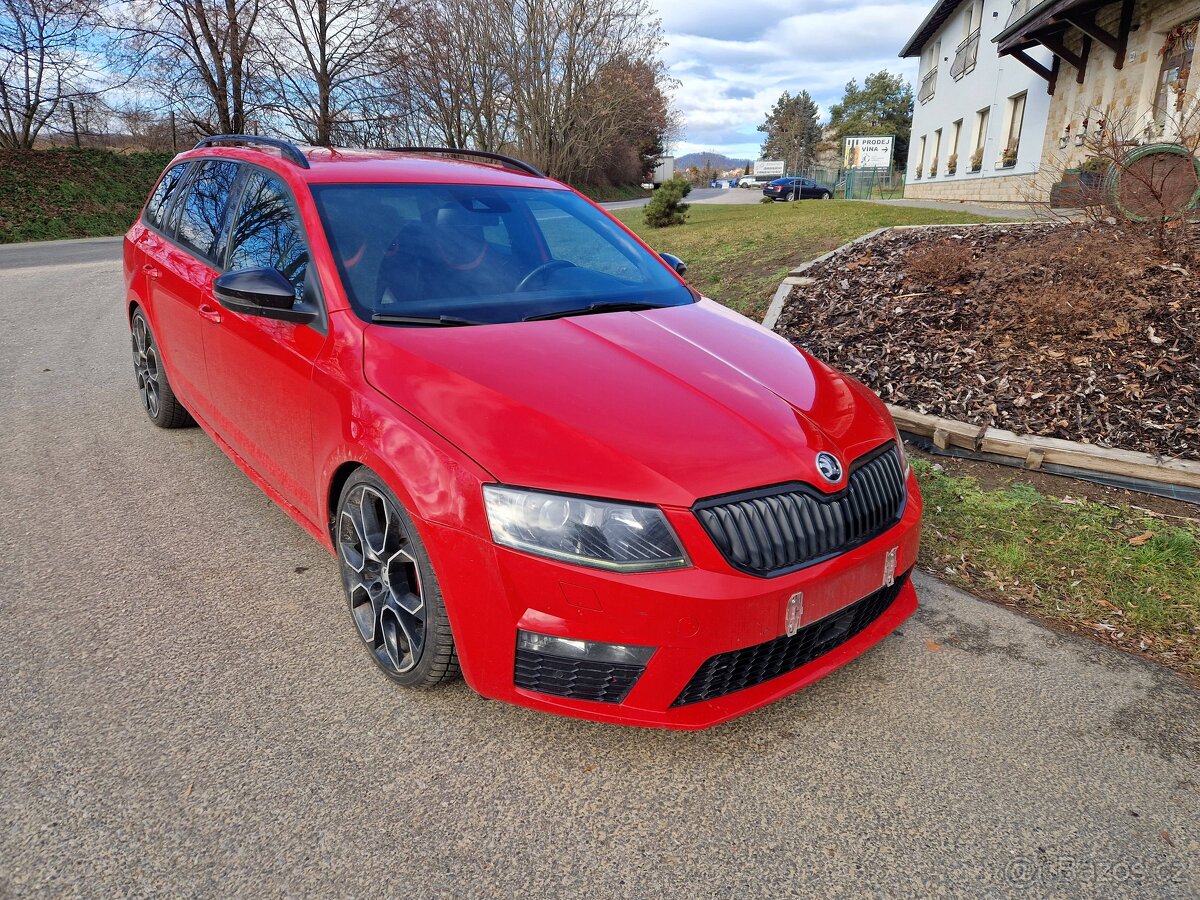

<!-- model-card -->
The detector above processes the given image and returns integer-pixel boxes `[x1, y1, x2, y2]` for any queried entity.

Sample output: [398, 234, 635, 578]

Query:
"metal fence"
[791, 165, 906, 199]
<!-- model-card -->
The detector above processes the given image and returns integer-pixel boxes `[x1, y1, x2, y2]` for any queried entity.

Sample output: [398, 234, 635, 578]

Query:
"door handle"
[142, 263, 160, 280]
[198, 303, 223, 323]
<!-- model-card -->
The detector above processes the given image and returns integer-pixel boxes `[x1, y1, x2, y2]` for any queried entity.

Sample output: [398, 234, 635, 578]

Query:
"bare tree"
[387, 0, 513, 151]
[0, 0, 106, 149]
[260, 0, 402, 146]
[500, 0, 667, 181]
[130, 0, 264, 135]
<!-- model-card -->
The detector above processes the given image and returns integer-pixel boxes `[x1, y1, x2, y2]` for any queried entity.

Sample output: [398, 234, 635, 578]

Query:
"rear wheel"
[130, 309, 193, 428]
[336, 469, 459, 688]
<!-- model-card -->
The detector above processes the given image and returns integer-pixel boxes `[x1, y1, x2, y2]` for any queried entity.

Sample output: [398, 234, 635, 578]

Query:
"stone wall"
[903, 171, 1043, 202]
[1041, 0, 1199, 174]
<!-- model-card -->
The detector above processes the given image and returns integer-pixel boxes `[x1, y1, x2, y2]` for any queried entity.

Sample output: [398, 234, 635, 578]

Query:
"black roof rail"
[193, 134, 310, 169]
[384, 146, 545, 178]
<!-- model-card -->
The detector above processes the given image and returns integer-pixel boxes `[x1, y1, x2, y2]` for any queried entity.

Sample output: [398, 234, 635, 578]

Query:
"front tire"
[130, 309, 193, 428]
[821, 191, 832, 200]
[336, 469, 460, 688]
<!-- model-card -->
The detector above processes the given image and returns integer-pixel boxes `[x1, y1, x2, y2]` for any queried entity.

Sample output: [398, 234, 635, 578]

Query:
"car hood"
[363, 299, 895, 507]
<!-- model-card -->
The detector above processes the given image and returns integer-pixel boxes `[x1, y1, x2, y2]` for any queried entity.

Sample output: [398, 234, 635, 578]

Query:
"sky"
[656, 0, 929, 160]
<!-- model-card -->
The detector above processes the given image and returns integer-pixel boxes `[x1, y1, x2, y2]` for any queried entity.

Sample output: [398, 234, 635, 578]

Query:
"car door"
[801, 179, 819, 199]
[201, 168, 327, 518]
[139, 161, 208, 407]
[145, 160, 243, 418]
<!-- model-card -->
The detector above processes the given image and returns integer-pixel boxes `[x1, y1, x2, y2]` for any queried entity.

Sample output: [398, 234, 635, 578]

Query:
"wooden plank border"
[888, 403, 1200, 491]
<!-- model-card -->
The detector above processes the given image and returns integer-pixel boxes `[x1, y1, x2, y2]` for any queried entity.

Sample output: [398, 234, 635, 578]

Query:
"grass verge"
[574, 183, 652, 203]
[614, 200, 1007, 320]
[0, 148, 174, 243]
[913, 458, 1200, 677]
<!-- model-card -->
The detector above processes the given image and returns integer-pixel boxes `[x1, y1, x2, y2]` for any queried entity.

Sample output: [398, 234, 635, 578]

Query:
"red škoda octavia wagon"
[124, 136, 921, 729]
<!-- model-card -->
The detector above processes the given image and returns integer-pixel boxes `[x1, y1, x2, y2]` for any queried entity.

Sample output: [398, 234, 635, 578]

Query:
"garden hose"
[1103, 142, 1200, 222]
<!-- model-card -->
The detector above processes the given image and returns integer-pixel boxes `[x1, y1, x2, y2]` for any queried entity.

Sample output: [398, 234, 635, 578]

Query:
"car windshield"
[311, 183, 695, 325]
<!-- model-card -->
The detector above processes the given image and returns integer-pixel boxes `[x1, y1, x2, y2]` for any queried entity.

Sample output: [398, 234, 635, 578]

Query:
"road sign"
[753, 159, 785, 177]
[842, 136, 894, 170]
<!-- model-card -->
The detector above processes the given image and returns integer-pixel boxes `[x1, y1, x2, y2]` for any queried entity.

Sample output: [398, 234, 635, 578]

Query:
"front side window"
[144, 163, 190, 233]
[227, 172, 309, 301]
[176, 160, 241, 262]
[312, 184, 694, 325]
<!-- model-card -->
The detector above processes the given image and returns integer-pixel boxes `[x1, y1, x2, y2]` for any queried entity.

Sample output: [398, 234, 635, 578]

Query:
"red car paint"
[124, 146, 921, 729]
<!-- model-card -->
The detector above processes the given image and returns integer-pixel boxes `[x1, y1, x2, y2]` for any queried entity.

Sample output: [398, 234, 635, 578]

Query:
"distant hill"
[675, 152, 751, 173]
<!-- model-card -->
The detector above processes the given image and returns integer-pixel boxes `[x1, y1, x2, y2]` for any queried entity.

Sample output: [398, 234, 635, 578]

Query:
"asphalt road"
[1, 242, 1197, 898]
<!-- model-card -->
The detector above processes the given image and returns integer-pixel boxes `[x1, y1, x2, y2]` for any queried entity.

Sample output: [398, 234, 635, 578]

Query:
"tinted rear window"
[144, 163, 190, 232]
[176, 160, 242, 262]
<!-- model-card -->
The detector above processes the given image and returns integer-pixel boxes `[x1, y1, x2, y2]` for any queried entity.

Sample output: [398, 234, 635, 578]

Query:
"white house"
[901, 0, 1055, 200]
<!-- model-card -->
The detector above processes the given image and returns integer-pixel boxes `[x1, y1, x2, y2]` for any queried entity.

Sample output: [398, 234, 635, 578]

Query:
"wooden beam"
[1076, 35, 1092, 84]
[1048, 53, 1062, 95]
[1114, 0, 1135, 70]
[1040, 33, 1085, 70]
[1010, 47, 1056, 81]
[1062, 11, 1119, 51]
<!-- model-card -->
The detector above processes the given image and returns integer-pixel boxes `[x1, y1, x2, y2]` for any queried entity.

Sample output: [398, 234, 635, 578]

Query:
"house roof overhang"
[992, 0, 1136, 90]
[900, 0, 968, 57]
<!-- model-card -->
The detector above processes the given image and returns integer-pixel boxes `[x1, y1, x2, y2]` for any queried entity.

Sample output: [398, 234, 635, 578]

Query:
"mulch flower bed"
[774, 223, 1200, 460]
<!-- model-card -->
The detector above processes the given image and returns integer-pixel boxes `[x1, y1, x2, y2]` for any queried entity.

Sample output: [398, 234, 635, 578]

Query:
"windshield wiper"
[371, 313, 484, 327]
[522, 301, 665, 322]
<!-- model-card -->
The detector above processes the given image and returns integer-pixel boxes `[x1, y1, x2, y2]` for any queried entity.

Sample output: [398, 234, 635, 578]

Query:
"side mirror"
[660, 253, 687, 276]
[212, 268, 316, 324]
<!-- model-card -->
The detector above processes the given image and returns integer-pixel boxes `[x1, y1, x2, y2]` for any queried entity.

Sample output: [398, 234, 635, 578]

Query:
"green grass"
[0, 148, 174, 243]
[914, 459, 1200, 675]
[615, 200, 1006, 320]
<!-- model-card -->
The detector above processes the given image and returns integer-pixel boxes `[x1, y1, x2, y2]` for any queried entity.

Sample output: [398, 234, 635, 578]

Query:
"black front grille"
[514, 649, 644, 703]
[695, 443, 906, 577]
[672, 572, 909, 707]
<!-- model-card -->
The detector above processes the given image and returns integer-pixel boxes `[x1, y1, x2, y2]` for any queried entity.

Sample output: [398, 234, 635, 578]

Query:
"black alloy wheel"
[130, 310, 193, 428]
[336, 471, 459, 687]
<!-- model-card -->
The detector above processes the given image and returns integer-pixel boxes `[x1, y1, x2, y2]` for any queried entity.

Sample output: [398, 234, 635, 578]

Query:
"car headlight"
[483, 485, 689, 572]
[891, 422, 911, 477]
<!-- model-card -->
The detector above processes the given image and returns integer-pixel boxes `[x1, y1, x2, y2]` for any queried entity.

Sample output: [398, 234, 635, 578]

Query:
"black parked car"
[763, 177, 833, 201]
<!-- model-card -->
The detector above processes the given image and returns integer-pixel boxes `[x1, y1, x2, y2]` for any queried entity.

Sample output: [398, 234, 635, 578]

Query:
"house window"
[1154, 19, 1197, 123]
[931, 128, 942, 176]
[1000, 92, 1026, 167]
[969, 107, 989, 172]
[916, 135, 927, 178]
[920, 41, 941, 102]
[948, 119, 963, 174]
[953, 5, 982, 81]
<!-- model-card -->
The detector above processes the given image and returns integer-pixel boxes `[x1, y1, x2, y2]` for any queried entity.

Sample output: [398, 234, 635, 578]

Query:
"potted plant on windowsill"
[930, 157, 939, 177]
[969, 148, 983, 173]
[1079, 155, 1106, 188]
[915, 163, 923, 179]
[1000, 146, 1018, 168]
[946, 152, 958, 175]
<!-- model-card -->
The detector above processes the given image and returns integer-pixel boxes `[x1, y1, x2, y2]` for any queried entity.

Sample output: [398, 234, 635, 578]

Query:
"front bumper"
[427, 469, 922, 730]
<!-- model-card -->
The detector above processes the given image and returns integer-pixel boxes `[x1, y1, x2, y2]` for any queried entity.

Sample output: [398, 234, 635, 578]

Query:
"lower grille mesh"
[672, 571, 909, 707]
[514, 649, 644, 703]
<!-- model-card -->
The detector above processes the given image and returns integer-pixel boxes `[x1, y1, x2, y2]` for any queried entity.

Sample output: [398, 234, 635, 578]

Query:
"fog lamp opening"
[517, 630, 655, 666]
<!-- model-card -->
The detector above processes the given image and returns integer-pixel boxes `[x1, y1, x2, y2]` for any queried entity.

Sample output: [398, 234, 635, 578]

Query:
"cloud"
[655, 0, 923, 157]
